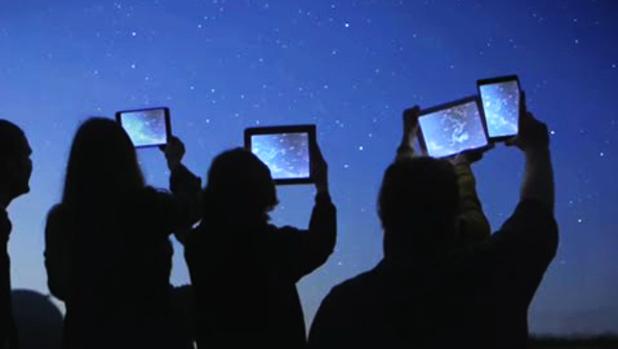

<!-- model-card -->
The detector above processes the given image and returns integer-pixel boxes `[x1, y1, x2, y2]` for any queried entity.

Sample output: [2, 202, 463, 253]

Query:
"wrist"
[168, 159, 182, 171]
[397, 143, 415, 158]
[524, 147, 551, 161]
[398, 143, 414, 151]
[316, 180, 329, 194]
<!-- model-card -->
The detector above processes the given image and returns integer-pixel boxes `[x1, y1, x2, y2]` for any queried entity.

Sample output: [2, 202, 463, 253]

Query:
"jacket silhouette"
[44, 118, 200, 349]
[185, 148, 336, 348]
[0, 211, 18, 349]
[308, 200, 557, 349]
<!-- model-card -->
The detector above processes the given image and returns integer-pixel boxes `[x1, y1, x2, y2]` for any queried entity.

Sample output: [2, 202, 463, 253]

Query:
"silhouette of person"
[308, 95, 558, 349]
[44, 118, 201, 349]
[185, 145, 336, 349]
[0, 120, 32, 349]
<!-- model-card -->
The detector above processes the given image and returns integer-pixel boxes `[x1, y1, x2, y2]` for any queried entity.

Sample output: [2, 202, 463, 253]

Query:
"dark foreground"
[530, 336, 618, 349]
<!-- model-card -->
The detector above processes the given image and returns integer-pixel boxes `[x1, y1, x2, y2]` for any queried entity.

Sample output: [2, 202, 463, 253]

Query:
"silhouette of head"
[62, 118, 144, 207]
[378, 157, 459, 260]
[203, 148, 277, 227]
[0, 120, 32, 205]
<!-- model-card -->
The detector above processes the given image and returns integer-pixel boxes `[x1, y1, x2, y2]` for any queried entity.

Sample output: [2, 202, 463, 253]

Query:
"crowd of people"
[0, 92, 557, 348]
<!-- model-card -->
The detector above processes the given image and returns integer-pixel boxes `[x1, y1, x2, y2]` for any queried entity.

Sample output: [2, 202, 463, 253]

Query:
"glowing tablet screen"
[479, 80, 520, 138]
[419, 100, 488, 158]
[118, 109, 168, 147]
[251, 132, 310, 179]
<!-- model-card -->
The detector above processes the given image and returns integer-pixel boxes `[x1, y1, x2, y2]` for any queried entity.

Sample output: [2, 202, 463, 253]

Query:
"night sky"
[1, 0, 617, 336]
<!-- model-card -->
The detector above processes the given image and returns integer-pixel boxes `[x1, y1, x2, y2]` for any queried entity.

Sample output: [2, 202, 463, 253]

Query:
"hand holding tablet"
[161, 136, 186, 171]
[310, 139, 329, 193]
[415, 74, 524, 159]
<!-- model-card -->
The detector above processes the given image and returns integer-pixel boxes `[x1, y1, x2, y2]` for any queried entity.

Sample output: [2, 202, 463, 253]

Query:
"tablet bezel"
[115, 107, 172, 148]
[244, 124, 316, 185]
[417, 96, 491, 159]
[477, 75, 521, 142]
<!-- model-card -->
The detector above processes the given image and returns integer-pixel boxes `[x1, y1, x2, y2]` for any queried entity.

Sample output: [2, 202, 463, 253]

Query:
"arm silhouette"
[451, 155, 491, 242]
[490, 92, 558, 302]
[286, 142, 336, 281]
[158, 136, 202, 244]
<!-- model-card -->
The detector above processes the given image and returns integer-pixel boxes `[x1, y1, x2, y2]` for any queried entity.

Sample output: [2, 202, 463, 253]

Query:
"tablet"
[417, 97, 489, 158]
[115, 107, 171, 148]
[477, 75, 520, 141]
[244, 125, 316, 185]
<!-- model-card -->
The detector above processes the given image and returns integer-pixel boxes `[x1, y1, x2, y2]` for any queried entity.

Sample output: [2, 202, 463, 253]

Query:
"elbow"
[539, 218, 559, 264]
[316, 227, 337, 268]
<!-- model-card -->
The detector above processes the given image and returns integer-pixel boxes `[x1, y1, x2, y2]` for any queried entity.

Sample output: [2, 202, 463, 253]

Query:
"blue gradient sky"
[1, 0, 617, 335]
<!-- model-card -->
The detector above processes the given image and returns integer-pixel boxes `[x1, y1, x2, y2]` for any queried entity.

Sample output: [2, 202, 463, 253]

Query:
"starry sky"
[1, 0, 617, 336]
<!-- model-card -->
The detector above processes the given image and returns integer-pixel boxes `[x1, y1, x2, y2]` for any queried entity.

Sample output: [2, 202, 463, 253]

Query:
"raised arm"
[514, 94, 554, 212]
[451, 156, 491, 242]
[395, 106, 420, 161]
[489, 93, 558, 301]
[288, 142, 337, 281]
[160, 136, 202, 244]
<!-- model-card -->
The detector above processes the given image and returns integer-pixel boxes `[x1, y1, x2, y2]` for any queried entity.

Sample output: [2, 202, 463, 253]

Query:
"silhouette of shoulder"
[308, 266, 388, 348]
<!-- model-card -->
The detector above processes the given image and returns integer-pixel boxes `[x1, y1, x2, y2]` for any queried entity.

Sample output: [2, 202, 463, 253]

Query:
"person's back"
[44, 118, 200, 349]
[188, 223, 320, 348]
[309, 204, 557, 348]
[309, 102, 558, 349]
[308, 260, 479, 348]
[47, 190, 177, 348]
[186, 147, 336, 348]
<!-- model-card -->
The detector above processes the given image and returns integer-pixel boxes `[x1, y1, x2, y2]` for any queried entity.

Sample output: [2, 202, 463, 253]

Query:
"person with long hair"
[0, 119, 32, 349]
[44, 118, 200, 349]
[185, 145, 336, 348]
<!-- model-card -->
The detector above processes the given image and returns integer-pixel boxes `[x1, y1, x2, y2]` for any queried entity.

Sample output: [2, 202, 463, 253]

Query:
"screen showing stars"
[251, 132, 310, 180]
[118, 109, 167, 147]
[419, 101, 488, 158]
[480, 80, 520, 138]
